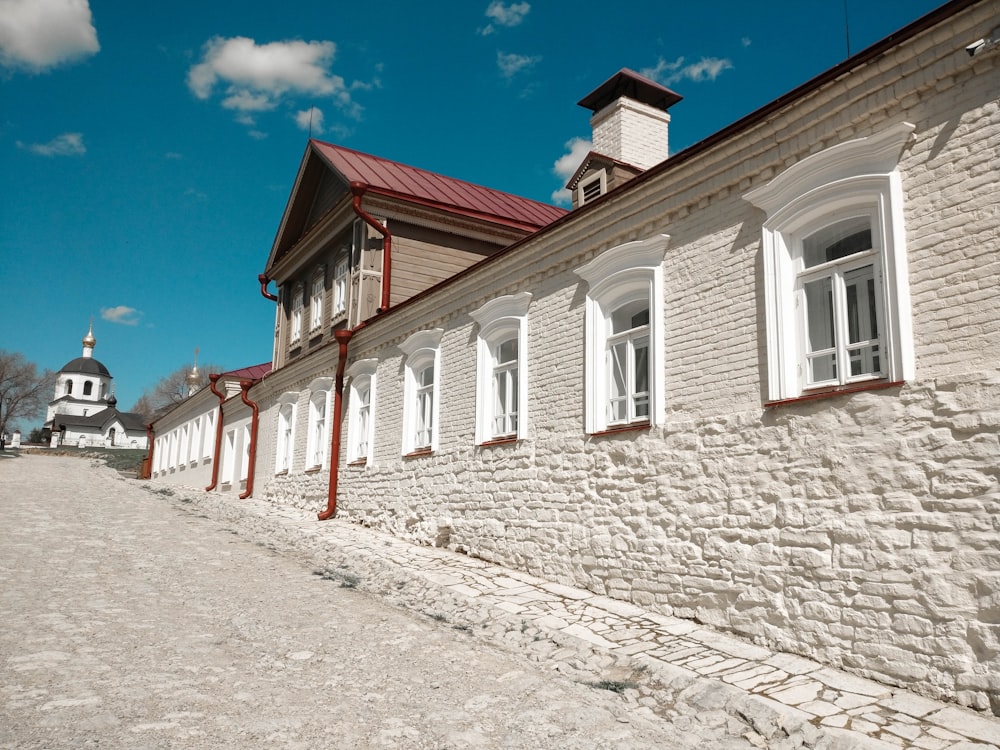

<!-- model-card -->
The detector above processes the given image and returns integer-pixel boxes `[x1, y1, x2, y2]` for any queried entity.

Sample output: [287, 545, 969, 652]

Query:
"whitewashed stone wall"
[256, 3, 1000, 712]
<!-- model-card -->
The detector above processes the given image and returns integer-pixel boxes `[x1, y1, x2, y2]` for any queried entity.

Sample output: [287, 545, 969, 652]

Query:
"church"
[44, 323, 148, 450]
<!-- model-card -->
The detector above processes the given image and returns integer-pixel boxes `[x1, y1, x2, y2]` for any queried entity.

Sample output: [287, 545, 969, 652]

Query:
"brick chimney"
[568, 69, 682, 208]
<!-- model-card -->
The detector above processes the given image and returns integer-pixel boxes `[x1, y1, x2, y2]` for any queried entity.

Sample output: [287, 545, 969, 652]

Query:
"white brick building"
[162, 0, 1000, 713]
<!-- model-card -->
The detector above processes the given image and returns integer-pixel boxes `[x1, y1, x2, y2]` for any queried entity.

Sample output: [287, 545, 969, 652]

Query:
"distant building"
[147, 362, 271, 493]
[44, 323, 148, 449]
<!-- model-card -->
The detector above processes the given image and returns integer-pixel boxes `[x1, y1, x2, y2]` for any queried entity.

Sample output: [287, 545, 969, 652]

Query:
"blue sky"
[0, 0, 946, 423]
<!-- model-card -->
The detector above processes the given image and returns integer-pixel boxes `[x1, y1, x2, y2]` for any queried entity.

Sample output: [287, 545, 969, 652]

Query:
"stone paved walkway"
[183, 484, 1000, 750]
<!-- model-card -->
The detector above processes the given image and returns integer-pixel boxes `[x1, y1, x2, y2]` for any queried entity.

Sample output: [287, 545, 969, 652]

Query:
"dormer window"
[578, 169, 607, 206]
[290, 284, 304, 344]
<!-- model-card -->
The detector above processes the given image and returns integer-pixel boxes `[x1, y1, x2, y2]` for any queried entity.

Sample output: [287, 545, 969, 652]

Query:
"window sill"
[274, 469, 288, 477]
[765, 380, 904, 408]
[304, 466, 323, 474]
[348, 458, 368, 467]
[591, 421, 650, 438]
[479, 436, 517, 448]
[404, 448, 434, 459]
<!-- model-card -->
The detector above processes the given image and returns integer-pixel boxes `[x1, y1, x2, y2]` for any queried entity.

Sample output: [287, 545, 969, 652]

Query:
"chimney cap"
[578, 68, 682, 113]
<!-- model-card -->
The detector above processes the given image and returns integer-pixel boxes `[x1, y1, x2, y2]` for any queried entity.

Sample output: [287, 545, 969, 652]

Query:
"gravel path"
[0, 454, 756, 749]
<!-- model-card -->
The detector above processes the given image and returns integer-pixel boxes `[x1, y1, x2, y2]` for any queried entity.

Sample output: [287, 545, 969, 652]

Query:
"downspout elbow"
[205, 374, 226, 491]
[258, 273, 278, 302]
[349, 181, 392, 314]
[318, 328, 354, 520]
[238, 380, 260, 499]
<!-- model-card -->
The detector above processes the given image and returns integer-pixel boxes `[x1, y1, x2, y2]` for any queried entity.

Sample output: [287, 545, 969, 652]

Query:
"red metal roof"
[221, 362, 272, 382]
[310, 140, 566, 232]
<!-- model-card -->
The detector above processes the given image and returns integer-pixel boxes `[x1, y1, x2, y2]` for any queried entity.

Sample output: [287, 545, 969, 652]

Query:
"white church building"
[44, 324, 148, 450]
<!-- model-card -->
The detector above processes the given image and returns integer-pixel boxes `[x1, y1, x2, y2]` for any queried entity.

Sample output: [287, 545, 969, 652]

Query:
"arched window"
[83, 381, 93, 396]
[346, 359, 377, 464]
[575, 235, 669, 434]
[399, 329, 443, 455]
[305, 378, 332, 469]
[470, 293, 531, 444]
[275, 392, 298, 473]
[745, 122, 915, 401]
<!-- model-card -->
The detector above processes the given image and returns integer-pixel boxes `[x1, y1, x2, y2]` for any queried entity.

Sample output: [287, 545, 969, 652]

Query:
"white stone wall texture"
[257, 3, 1000, 712]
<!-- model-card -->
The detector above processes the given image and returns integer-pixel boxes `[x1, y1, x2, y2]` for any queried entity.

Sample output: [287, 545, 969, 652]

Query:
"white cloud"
[295, 107, 325, 135]
[550, 136, 592, 205]
[187, 36, 360, 123]
[641, 55, 733, 86]
[101, 305, 141, 326]
[479, 1, 530, 35]
[0, 0, 99, 71]
[221, 90, 276, 112]
[16, 132, 85, 156]
[497, 51, 539, 79]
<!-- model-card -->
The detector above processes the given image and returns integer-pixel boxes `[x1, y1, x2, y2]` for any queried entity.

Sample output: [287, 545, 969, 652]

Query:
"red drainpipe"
[349, 181, 392, 314]
[205, 374, 226, 491]
[239, 380, 260, 500]
[318, 328, 354, 520]
[258, 273, 278, 302]
[141, 423, 155, 480]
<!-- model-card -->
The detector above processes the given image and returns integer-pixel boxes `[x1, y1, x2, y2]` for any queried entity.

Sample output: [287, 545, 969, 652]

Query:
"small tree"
[0, 351, 54, 437]
[130, 362, 223, 423]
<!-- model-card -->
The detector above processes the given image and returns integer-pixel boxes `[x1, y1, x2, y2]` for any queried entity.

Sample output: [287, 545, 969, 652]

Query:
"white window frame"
[470, 293, 531, 444]
[239, 425, 251, 483]
[180, 424, 189, 468]
[221, 429, 236, 485]
[575, 234, 669, 434]
[744, 122, 915, 402]
[310, 267, 325, 333]
[333, 252, 350, 318]
[346, 359, 377, 464]
[290, 284, 304, 344]
[305, 377, 332, 470]
[189, 417, 200, 465]
[399, 329, 443, 455]
[203, 408, 216, 460]
[275, 392, 298, 473]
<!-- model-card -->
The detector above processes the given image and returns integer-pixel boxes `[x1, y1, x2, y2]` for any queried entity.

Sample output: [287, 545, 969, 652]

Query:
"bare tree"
[0, 351, 55, 437]
[130, 362, 224, 423]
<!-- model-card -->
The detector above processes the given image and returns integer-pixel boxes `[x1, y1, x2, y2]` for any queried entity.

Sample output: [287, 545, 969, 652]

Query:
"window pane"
[419, 365, 434, 388]
[610, 301, 649, 334]
[491, 366, 518, 436]
[608, 342, 628, 422]
[804, 276, 837, 383]
[844, 265, 882, 377]
[496, 338, 517, 364]
[634, 339, 649, 417]
[803, 216, 872, 268]
[416, 390, 432, 447]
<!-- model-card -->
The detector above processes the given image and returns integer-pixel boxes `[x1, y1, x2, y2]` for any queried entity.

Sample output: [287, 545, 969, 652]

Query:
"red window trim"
[765, 380, 904, 408]
[479, 436, 517, 448]
[590, 421, 651, 438]
[404, 447, 434, 459]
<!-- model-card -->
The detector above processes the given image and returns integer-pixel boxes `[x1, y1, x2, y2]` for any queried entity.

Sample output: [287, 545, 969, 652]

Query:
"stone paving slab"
[160, 483, 1000, 750]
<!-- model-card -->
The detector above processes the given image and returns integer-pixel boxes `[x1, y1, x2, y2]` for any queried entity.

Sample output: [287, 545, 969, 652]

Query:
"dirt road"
[0, 454, 755, 749]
